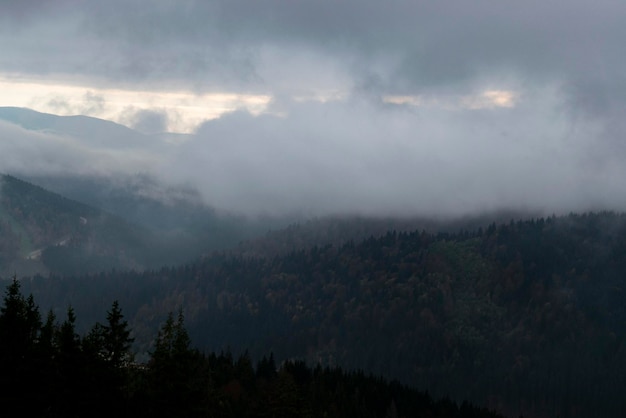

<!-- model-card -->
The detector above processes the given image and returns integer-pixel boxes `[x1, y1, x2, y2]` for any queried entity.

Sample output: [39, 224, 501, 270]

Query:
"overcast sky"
[1, 1, 626, 217]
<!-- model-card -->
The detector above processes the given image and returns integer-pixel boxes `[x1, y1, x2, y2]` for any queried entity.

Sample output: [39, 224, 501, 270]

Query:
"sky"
[1, 1, 626, 217]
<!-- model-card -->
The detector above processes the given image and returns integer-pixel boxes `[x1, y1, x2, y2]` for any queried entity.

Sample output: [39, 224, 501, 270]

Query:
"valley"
[1, 174, 624, 417]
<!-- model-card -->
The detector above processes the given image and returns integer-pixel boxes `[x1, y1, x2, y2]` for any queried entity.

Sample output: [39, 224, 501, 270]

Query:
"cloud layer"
[1, 1, 626, 217]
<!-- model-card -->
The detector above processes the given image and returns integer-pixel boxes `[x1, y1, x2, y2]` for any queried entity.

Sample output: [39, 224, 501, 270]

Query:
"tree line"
[0, 278, 506, 418]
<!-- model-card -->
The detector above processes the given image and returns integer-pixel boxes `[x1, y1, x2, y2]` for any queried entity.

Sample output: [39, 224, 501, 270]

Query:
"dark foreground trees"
[0, 278, 505, 418]
[0, 278, 134, 417]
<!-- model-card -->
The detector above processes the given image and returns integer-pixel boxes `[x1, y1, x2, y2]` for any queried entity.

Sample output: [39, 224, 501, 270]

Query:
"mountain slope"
[0, 174, 161, 276]
[13, 211, 626, 418]
[24, 173, 289, 254]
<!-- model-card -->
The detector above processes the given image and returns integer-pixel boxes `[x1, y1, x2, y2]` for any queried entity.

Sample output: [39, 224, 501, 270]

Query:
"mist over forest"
[2, 1, 626, 417]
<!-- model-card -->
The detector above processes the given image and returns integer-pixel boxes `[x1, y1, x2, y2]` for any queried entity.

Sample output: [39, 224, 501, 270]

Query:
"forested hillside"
[0, 279, 505, 418]
[11, 211, 626, 417]
[0, 174, 263, 276]
[26, 173, 290, 255]
[0, 175, 162, 275]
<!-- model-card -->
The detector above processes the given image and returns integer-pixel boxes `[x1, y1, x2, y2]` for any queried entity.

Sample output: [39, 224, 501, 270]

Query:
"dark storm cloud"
[3, 0, 624, 95]
[78, 1, 626, 93]
[0, 0, 60, 21]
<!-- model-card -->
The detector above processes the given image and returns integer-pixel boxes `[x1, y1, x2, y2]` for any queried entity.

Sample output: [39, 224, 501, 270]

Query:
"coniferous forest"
[0, 279, 505, 418]
[6, 211, 626, 418]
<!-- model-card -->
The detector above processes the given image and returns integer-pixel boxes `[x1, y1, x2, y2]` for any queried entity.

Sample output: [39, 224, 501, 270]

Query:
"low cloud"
[160, 91, 626, 217]
[0, 120, 159, 177]
[81, 91, 106, 115]
[27, 90, 107, 118]
[2, 1, 626, 218]
[2, 86, 626, 219]
[120, 107, 170, 135]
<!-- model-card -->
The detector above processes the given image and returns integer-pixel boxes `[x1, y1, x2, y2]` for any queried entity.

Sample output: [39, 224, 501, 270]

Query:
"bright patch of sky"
[0, 75, 271, 133]
[0, 74, 520, 132]
[382, 90, 518, 110]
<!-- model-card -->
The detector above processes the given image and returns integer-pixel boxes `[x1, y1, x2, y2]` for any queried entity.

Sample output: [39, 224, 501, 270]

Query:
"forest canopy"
[0, 278, 505, 418]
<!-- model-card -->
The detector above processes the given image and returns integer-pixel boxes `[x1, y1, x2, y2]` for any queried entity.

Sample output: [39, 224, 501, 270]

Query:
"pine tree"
[0, 277, 41, 362]
[0, 277, 42, 415]
[148, 310, 206, 417]
[83, 300, 136, 415]
[85, 300, 134, 368]
[55, 306, 85, 415]
[105, 300, 134, 366]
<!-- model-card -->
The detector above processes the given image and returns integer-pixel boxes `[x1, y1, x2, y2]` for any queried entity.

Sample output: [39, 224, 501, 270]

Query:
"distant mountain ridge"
[0, 106, 128, 131]
[0, 106, 153, 149]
